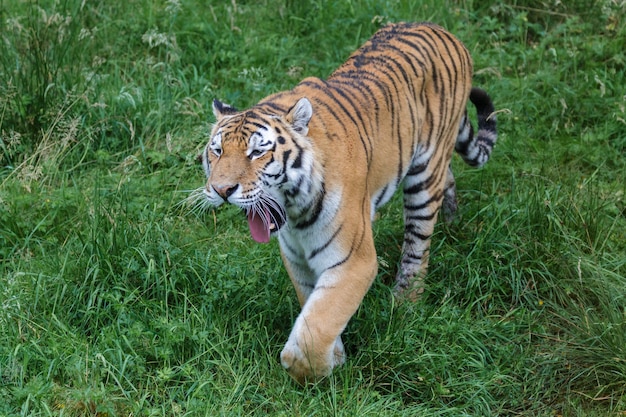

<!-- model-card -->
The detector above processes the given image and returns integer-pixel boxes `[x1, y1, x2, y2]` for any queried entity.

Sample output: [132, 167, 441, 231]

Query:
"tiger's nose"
[213, 184, 239, 199]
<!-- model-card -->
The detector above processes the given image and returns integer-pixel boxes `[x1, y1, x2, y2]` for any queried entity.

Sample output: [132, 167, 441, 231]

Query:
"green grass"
[1, 0, 625, 415]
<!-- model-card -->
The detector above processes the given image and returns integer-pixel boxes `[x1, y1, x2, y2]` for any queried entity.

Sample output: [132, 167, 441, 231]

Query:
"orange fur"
[200, 22, 497, 384]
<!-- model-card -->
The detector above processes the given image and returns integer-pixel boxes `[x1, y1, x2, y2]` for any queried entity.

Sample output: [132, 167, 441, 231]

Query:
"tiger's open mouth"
[246, 201, 286, 244]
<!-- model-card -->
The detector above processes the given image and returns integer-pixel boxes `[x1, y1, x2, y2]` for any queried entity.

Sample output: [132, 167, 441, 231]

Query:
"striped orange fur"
[199, 22, 497, 384]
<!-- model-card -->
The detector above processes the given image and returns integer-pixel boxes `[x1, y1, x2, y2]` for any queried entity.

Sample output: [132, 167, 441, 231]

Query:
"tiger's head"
[201, 97, 318, 243]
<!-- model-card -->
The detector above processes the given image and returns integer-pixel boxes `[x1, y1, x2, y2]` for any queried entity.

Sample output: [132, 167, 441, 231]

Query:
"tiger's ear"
[285, 97, 312, 135]
[212, 99, 238, 119]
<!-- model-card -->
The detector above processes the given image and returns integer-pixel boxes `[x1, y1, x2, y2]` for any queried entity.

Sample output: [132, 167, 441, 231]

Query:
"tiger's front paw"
[280, 340, 332, 385]
[280, 336, 345, 385]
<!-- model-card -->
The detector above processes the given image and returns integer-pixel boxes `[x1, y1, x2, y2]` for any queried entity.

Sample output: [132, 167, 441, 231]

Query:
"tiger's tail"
[455, 87, 497, 168]
[442, 88, 497, 223]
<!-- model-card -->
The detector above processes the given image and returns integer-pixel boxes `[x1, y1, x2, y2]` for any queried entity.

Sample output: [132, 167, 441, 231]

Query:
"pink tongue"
[247, 210, 271, 243]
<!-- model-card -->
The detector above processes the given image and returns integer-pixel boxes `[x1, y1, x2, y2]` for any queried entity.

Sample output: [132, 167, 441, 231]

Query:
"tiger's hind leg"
[394, 157, 448, 300]
[442, 165, 458, 223]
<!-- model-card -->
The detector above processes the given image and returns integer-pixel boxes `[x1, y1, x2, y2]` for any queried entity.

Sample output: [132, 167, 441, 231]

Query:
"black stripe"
[325, 249, 352, 271]
[404, 191, 444, 211]
[403, 170, 435, 194]
[406, 212, 437, 222]
[374, 185, 389, 207]
[401, 252, 424, 262]
[406, 162, 428, 176]
[295, 185, 325, 229]
[249, 122, 268, 131]
[404, 224, 431, 241]
[308, 225, 343, 260]
[327, 83, 373, 162]
[290, 140, 304, 169]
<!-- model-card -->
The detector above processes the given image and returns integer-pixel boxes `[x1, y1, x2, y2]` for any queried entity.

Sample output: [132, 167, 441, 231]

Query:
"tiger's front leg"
[278, 232, 377, 384]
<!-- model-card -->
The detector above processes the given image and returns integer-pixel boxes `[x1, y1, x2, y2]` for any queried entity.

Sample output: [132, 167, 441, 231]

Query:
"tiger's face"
[201, 98, 315, 243]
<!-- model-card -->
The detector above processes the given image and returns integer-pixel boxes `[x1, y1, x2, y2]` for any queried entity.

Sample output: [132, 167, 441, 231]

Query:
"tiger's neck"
[281, 136, 325, 227]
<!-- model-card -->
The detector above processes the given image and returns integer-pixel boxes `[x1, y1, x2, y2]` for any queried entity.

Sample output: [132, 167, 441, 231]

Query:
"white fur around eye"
[248, 130, 274, 160]
[210, 132, 223, 157]
[248, 149, 265, 160]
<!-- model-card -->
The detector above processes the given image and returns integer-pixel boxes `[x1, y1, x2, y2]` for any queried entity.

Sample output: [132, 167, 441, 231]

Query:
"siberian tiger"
[198, 22, 497, 384]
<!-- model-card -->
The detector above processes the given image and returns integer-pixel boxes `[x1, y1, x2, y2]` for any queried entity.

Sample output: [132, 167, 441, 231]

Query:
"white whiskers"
[180, 186, 285, 232]
[179, 187, 215, 217]
[247, 193, 286, 231]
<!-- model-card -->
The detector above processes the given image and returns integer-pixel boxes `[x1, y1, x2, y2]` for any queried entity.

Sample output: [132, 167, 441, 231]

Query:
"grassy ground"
[1, 0, 625, 415]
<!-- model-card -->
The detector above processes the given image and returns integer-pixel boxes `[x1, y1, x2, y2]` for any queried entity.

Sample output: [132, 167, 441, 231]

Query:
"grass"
[1, 0, 625, 415]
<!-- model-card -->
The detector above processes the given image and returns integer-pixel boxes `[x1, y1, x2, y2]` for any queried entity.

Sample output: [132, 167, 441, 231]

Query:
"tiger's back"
[201, 22, 496, 384]
[312, 22, 472, 210]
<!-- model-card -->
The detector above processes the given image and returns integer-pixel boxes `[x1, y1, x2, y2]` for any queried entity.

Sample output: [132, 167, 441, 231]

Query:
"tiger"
[197, 22, 497, 384]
